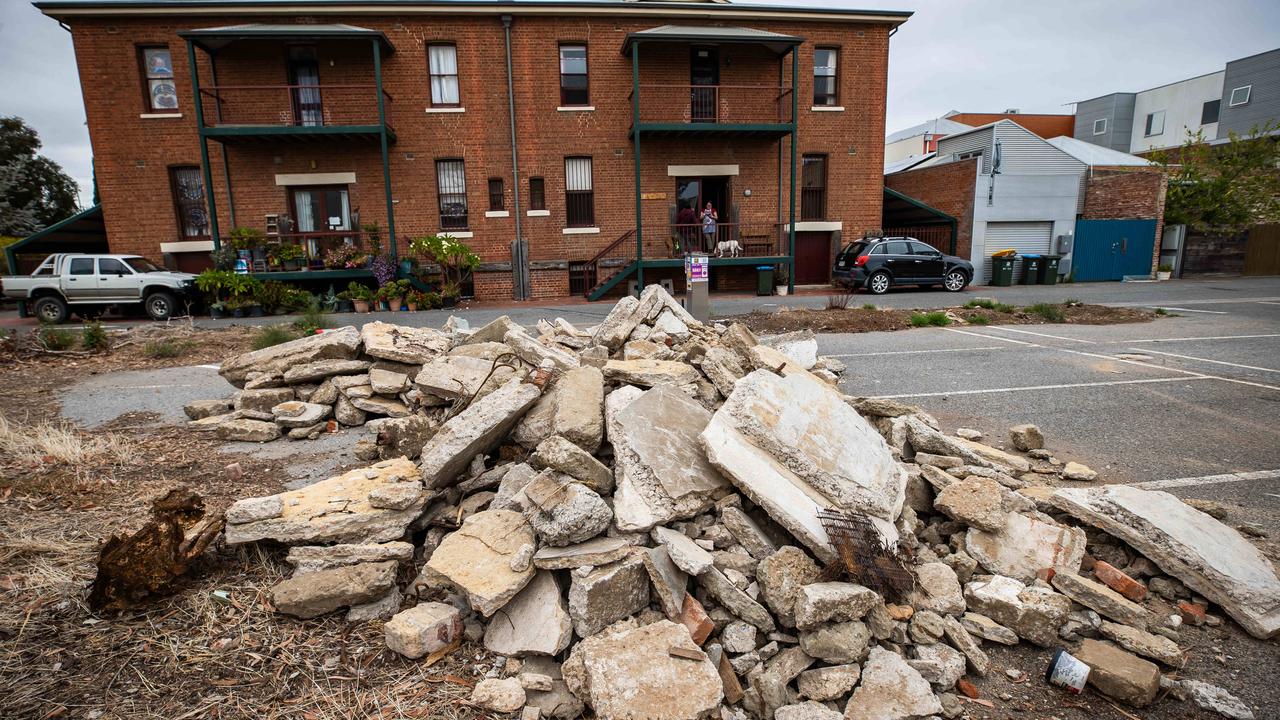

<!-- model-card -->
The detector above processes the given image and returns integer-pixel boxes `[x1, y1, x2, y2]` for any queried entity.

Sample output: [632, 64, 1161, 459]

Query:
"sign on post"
[684, 253, 710, 322]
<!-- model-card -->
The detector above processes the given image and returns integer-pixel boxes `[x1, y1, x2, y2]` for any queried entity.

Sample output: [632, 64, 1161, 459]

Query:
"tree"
[1149, 122, 1280, 236]
[0, 116, 80, 236]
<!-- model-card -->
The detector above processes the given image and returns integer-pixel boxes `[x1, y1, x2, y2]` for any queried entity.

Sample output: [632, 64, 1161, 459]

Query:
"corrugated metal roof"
[1046, 136, 1154, 167]
[623, 24, 803, 55]
[885, 115, 970, 144]
[883, 153, 934, 175]
[179, 22, 394, 52]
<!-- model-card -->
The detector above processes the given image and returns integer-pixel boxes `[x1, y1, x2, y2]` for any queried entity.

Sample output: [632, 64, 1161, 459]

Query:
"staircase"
[583, 229, 638, 301]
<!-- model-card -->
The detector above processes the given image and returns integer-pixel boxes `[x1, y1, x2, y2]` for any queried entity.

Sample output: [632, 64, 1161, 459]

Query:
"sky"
[1, 0, 1279, 209]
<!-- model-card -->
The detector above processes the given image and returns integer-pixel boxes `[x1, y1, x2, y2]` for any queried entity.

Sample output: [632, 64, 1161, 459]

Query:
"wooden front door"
[794, 231, 833, 285]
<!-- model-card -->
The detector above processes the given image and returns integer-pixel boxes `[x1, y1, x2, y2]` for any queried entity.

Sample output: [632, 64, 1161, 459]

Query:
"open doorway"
[675, 176, 729, 254]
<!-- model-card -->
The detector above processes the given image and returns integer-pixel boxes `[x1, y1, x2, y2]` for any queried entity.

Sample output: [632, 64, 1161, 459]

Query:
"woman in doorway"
[700, 202, 719, 253]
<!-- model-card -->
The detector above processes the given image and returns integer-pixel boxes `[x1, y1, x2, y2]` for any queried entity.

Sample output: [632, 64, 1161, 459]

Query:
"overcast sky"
[2, 0, 1278, 208]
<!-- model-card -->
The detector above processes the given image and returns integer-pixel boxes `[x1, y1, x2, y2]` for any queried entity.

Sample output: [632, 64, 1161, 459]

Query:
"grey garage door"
[982, 221, 1054, 283]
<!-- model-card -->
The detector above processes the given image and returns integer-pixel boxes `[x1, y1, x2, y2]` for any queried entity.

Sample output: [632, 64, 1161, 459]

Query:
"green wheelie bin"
[990, 255, 1016, 286]
[1039, 255, 1061, 285]
[1019, 254, 1043, 285]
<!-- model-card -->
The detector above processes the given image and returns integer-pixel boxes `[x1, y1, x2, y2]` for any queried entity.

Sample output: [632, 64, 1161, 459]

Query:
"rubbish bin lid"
[756, 266, 772, 270]
[1019, 253, 1042, 259]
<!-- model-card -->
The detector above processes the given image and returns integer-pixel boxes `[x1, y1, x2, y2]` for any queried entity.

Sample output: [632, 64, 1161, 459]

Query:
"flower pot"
[406, 302, 419, 312]
[353, 300, 371, 313]
[1157, 271, 1172, 281]
[336, 300, 354, 313]
[442, 296, 458, 308]
[231, 307, 246, 318]
[390, 296, 405, 311]
[247, 304, 264, 318]
[210, 307, 227, 319]
[775, 285, 789, 296]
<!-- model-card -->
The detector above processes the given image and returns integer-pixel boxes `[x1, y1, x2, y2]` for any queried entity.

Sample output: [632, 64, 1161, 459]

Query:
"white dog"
[716, 239, 742, 258]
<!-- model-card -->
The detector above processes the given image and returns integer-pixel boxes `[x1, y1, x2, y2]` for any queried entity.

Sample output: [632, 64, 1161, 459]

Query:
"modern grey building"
[1073, 48, 1279, 153]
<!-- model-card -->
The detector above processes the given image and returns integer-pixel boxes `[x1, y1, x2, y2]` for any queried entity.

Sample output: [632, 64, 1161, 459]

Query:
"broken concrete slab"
[797, 664, 860, 702]
[1008, 424, 1044, 451]
[562, 619, 722, 720]
[699, 346, 748, 397]
[360, 321, 448, 364]
[271, 401, 331, 428]
[642, 545, 689, 619]
[760, 330, 818, 370]
[413, 354, 515, 400]
[1062, 461, 1097, 481]
[425, 509, 537, 617]
[1182, 680, 1256, 720]
[285, 541, 414, 574]
[963, 575, 1071, 647]
[374, 416, 436, 460]
[798, 620, 869, 664]
[964, 511, 1086, 583]
[282, 358, 371, 384]
[531, 435, 613, 494]
[909, 642, 965, 689]
[548, 366, 605, 453]
[471, 677, 526, 713]
[384, 602, 463, 659]
[590, 294, 644, 352]
[505, 328, 581, 372]
[940, 614, 989, 676]
[220, 326, 361, 387]
[651, 526, 716, 576]
[184, 399, 232, 420]
[522, 470, 612, 547]
[533, 536, 633, 570]
[608, 384, 728, 532]
[419, 378, 542, 488]
[602, 358, 702, 387]
[1052, 572, 1151, 629]
[719, 506, 777, 560]
[701, 370, 906, 564]
[271, 560, 397, 619]
[368, 367, 410, 395]
[843, 646, 944, 720]
[1098, 620, 1184, 666]
[348, 395, 411, 418]
[216, 418, 282, 442]
[909, 562, 966, 617]
[1075, 638, 1160, 708]
[757, 546, 822, 629]
[225, 458, 426, 545]
[699, 566, 777, 633]
[567, 554, 651, 637]
[933, 476, 1006, 533]
[1053, 484, 1280, 639]
[484, 570, 573, 657]
[794, 582, 880, 630]
[960, 612, 1019, 645]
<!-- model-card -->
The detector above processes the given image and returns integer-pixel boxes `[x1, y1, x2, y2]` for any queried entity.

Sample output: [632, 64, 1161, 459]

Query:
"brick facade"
[50, 4, 901, 300]
[1083, 167, 1168, 273]
[883, 158, 978, 257]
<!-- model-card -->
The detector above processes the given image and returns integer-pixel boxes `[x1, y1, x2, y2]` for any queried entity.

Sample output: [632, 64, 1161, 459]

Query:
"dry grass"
[0, 413, 134, 476]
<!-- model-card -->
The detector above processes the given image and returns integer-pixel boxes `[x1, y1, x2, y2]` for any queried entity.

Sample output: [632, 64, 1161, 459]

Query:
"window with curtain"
[139, 46, 178, 112]
[488, 178, 504, 211]
[436, 159, 468, 229]
[428, 44, 460, 106]
[564, 157, 594, 227]
[801, 154, 828, 221]
[559, 45, 589, 106]
[813, 48, 838, 106]
[169, 166, 209, 238]
[529, 177, 546, 211]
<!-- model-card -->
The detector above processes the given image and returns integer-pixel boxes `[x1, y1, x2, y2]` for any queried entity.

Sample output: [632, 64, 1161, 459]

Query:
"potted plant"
[348, 281, 374, 313]
[406, 289, 425, 312]
[209, 300, 227, 319]
[269, 243, 306, 271]
[410, 234, 479, 299]
[774, 266, 790, 296]
[229, 227, 267, 264]
[441, 280, 461, 308]
[1157, 263, 1173, 281]
[334, 291, 355, 313]
[226, 297, 247, 318]
[424, 290, 442, 309]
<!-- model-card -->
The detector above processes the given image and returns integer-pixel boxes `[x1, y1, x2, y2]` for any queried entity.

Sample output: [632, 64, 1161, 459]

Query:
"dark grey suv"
[832, 237, 974, 295]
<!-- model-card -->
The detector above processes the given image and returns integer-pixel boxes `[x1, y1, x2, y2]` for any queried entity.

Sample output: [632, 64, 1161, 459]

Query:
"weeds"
[968, 315, 990, 325]
[825, 291, 855, 311]
[81, 321, 109, 352]
[292, 302, 334, 335]
[37, 325, 76, 351]
[1064, 297, 1084, 307]
[861, 303, 877, 311]
[1026, 303, 1066, 322]
[143, 338, 194, 359]
[910, 311, 951, 327]
[964, 298, 1016, 313]
[1154, 307, 1170, 316]
[250, 325, 299, 350]
[0, 413, 132, 470]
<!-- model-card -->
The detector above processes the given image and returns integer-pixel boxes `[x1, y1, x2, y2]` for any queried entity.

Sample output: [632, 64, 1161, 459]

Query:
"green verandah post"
[632, 40, 644, 292]
[374, 38, 397, 261]
[187, 40, 221, 249]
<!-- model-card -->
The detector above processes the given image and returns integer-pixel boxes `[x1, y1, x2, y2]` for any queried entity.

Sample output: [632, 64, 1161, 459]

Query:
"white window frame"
[428, 44, 460, 107]
[1144, 110, 1165, 137]
[1228, 85, 1252, 107]
[1092, 118, 1107, 135]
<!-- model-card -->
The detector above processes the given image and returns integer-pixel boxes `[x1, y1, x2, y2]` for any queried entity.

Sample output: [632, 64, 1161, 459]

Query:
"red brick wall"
[63, 11, 892, 300]
[883, 158, 978, 258]
[1083, 167, 1168, 273]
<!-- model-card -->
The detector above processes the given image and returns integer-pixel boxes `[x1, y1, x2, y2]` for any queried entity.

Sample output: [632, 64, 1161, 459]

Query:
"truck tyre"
[32, 296, 69, 324]
[144, 291, 176, 321]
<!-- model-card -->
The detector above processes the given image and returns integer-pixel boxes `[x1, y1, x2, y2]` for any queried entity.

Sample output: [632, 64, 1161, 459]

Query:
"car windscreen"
[837, 241, 868, 259]
[124, 257, 163, 273]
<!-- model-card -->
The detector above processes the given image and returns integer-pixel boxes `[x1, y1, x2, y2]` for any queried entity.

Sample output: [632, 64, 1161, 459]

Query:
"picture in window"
[142, 47, 178, 111]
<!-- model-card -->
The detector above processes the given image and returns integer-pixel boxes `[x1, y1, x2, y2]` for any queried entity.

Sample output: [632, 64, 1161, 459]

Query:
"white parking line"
[1121, 333, 1280, 344]
[1132, 469, 1280, 490]
[1111, 296, 1280, 307]
[827, 346, 1009, 358]
[874, 376, 1209, 400]
[985, 325, 1097, 344]
[1053, 346, 1280, 392]
[1153, 306, 1229, 314]
[944, 328, 1039, 346]
[1131, 348, 1280, 374]
[1258, 301, 1280, 306]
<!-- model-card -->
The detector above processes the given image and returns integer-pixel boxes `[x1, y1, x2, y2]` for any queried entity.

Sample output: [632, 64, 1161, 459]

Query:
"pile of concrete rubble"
[193, 286, 1277, 720]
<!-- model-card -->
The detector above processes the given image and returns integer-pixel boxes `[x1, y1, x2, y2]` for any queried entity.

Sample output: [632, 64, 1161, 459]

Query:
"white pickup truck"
[1, 253, 197, 323]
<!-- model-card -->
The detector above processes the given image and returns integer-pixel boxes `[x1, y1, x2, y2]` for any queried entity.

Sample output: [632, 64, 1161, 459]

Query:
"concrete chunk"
[220, 326, 361, 387]
[567, 553, 650, 637]
[1053, 572, 1151, 628]
[385, 602, 463, 659]
[965, 511, 1086, 583]
[425, 509, 537, 617]
[963, 575, 1071, 647]
[1075, 638, 1161, 708]
[531, 435, 613, 493]
[271, 560, 397, 619]
[843, 646, 943, 720]
[533, 536, 633, 570]
[651, 525, 716, 576]
[794, 582, 880, 630]
[484, 570, 573, 657]
[360, 321, 448, 364]
[419, 378, 542, 488]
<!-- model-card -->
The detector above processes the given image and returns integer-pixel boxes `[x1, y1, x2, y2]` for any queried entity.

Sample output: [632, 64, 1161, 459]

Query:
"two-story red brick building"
[34, 0, 909, 300]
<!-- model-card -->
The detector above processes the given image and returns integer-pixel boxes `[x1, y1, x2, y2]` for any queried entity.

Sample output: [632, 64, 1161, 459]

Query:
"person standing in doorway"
[700, 202, 719, 253]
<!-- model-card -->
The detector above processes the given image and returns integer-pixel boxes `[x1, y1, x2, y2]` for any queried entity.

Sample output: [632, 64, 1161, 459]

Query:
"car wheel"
[144, 291, 176, 321]
[32, 296, 69, 324]
[943, 270, 969, 292]
[867, 271, 891, 295]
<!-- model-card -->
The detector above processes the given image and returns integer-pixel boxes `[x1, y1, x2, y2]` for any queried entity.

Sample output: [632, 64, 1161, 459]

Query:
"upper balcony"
[179, 23, 396, 144]
[623, 25, 802, 139]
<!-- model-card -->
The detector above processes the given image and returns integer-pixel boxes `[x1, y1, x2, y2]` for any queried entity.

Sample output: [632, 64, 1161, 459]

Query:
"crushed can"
[1045, 649, 1089, 694]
